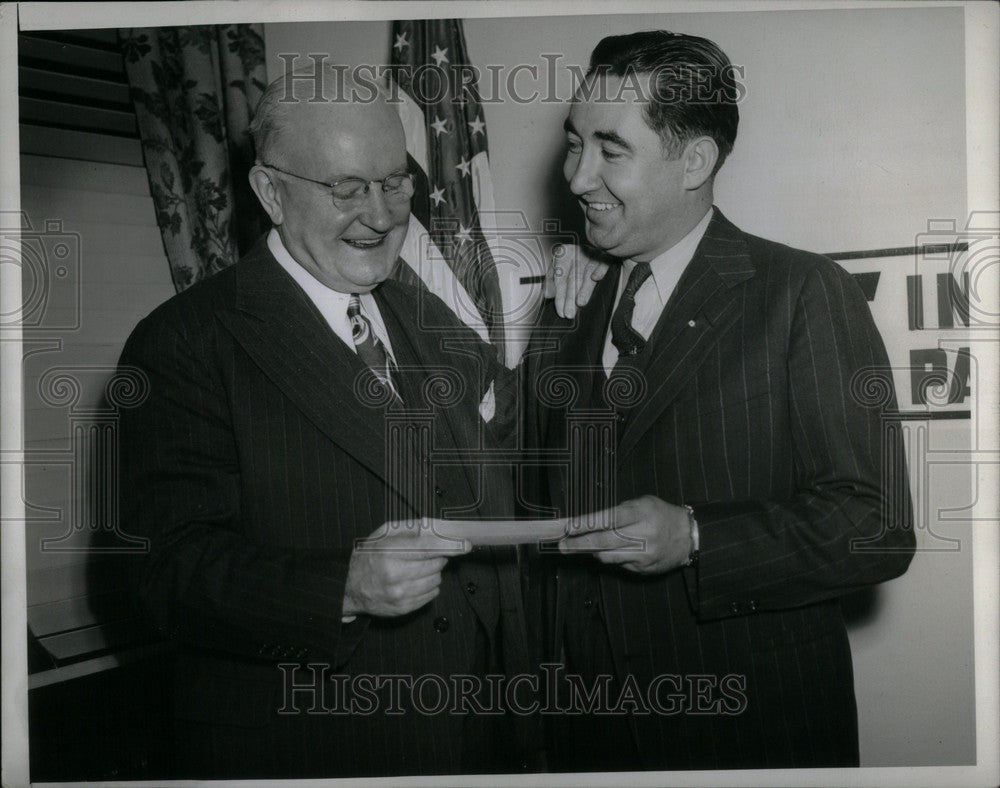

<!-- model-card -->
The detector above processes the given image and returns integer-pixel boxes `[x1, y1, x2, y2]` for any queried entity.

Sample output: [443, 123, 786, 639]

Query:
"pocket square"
[479, 380, 495, 423]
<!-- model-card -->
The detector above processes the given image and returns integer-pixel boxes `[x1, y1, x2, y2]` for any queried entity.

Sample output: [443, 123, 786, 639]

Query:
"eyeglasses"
[260, 162, 415, 211]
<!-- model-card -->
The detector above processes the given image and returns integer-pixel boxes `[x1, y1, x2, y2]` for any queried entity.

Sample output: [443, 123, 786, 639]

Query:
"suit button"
[466, 581, 477, 595]
[434, 486, 444, 497]
[615, 413, 626, 423]
[748, 600, 757, 612]
[730, 602, 741, 614]
[433, 616, 450, 633]
[583, 597, 594, 610]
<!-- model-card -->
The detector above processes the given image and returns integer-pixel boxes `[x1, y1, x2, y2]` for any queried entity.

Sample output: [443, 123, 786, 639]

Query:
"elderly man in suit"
[525, 30, 916, 771]
[117, 70, 537, 778]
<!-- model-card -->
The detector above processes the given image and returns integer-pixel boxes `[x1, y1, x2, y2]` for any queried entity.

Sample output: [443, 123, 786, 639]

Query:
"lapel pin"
[688, 319, 697, 328]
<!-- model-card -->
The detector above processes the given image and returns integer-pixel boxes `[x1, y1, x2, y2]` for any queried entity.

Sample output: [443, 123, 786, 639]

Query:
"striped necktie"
[347, 294, 400, 403]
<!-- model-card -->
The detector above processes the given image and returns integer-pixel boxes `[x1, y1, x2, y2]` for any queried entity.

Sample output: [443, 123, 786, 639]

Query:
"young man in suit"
[117, 70, 537, 778]
[524, 30, 916, 770]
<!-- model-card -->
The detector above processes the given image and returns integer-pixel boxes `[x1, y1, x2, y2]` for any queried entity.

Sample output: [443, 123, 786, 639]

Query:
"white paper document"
[427, 518, 570, 546]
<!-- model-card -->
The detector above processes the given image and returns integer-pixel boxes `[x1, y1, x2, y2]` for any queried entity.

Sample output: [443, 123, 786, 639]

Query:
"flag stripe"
[406, 152, 431, 232]
[389, 18, 505, 360]
[396, 88, 430, 175]
[397, 214, 490, 342]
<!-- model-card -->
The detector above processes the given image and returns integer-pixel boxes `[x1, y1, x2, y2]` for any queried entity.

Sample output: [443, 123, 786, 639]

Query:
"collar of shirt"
[602, 206, 714, 374]
[267, 229, 396, 362]
[620, 205, 714, 309]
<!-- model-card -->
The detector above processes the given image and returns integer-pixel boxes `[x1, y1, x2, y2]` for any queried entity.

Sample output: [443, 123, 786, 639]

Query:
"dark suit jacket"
[118, 238, 535, 778]
[522, 209, 915, 770]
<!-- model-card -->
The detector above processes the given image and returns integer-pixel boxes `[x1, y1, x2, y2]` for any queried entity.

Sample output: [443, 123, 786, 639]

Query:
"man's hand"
[342, 520, 471, 618]
[543, 243, 611, 319]
[558, 496, 693, 575]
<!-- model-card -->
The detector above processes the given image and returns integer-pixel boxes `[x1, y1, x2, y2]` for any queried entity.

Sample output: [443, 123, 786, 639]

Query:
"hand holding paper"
[343, 520, 471, 619]
[559, 496, 694, 575]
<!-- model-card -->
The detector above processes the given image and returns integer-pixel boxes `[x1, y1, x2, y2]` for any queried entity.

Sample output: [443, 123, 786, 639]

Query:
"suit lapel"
[374, 283, 481, 505]
[541, 272, 619, 450]
[616, 210, 755, 461]
[216, 241, 402, 497]
[560, 271, 620, 369]
[377, 284, 518, 634]
[536, 272, 618, 523]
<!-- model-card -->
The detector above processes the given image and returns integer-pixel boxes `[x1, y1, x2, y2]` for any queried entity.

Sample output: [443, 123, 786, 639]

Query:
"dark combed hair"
[587, 30, 740, 172]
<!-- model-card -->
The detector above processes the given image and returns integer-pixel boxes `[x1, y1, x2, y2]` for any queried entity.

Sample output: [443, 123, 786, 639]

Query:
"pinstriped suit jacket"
[118, 239, 534, 778]
[523, 209, 915, 770]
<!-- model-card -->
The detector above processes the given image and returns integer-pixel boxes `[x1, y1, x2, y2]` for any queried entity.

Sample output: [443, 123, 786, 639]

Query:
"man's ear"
[248, 165, 284, 225]
[682, 137, 719, 191]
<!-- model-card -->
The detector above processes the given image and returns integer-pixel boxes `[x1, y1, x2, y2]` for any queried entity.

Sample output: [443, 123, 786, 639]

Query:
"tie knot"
[347, 294, 362, 317]
[347, 295, 369, 344]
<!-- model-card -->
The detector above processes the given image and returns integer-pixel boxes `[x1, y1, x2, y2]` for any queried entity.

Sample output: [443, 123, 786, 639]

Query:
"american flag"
[389, 19, 505, 362]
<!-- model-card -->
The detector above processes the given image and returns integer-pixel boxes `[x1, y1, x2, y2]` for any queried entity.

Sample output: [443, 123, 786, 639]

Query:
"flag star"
[429, 186, 446, 207]
[467, 115, 485, 136]
[430, 116, 449, 136]
[393, 32, 409, 53]
[455, 157, 472, 176]
[455, 223, 472, 246]
[431, 45, 449, 67]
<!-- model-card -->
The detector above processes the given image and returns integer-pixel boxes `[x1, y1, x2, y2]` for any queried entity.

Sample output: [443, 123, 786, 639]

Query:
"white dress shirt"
[602, 207, 714, 374]
[267, 229, 396, 364]
[267, 229, 495, 424]
[269, 229, 397, 623]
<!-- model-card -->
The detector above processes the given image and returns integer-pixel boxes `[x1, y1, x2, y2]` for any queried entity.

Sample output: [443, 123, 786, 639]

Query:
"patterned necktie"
[347, 295, 400, 403]
[610, 261, 653, 359]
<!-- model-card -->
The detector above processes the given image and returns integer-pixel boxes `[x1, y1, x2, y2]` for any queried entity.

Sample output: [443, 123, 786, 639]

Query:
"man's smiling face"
[563, 74, 690, 262]
[268, 98, 410, 293]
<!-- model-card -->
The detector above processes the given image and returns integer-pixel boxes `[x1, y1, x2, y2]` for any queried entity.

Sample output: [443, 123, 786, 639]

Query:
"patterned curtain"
[119, 25, 270, 292]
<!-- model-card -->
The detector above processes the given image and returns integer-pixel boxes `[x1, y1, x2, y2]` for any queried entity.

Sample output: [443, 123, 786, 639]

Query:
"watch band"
[683, 504, 700, 567]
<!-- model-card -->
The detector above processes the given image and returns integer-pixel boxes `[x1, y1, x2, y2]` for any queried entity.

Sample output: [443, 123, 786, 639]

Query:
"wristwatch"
[682, 504, 700, 567]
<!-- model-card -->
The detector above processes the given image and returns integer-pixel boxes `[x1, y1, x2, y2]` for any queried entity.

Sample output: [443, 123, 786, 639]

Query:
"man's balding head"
[247, 66, 411, 293]
[249, 65, 404, 168]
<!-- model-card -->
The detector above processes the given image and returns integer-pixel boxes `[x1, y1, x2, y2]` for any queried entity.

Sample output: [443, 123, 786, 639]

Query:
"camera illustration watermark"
[0, 211, 81, 332]
[2, 211, 152, 553]
[403, 211, 579, 346]
[910, 212, 998, 332]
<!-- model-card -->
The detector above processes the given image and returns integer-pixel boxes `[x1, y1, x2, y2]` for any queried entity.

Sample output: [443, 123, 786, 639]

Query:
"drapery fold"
[120, 25, 269, 291]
